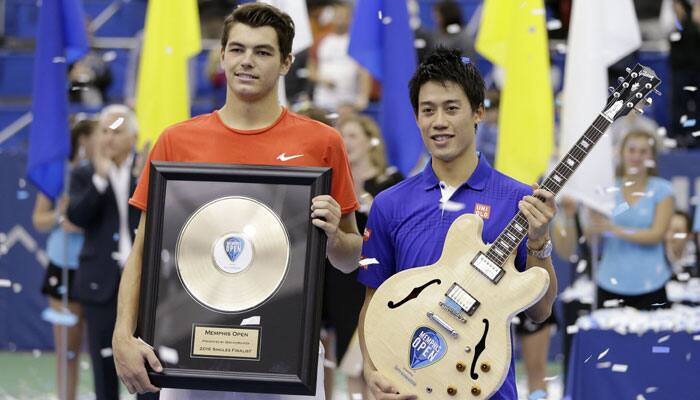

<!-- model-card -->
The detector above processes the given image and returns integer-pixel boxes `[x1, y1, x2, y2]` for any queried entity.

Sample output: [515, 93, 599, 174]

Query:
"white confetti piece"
[672, 233, 688, 239]
[605, 186, 620, 193]
[414, 38, 427, 49]
[596, 361, 611, 368]
[576, 260, 588, 273]
[683, 86, 698, 92]
[610, 277, 618, 286]
[636, 395, 647, 400]
[603, 299, 622, 308]
[326, 112, 339, 120]
[657, 335, 671, 343]
[440, 200, 466, 211]
[109, 117, 125, 130]
[663, 138, 678, 148]
[623, 180, 635, 187]
[81, 361, 91, 370]
[677, 272, 690, 281]
[670, 32, 682, 41]
[100, 347, 113, 358]
[370, 138, 381, 147]
[645, 387, 658, 393]
[32, 349, 42, 358]
[692, 130, 700, 137]
[611, 364, 628, 372]
[584, 355, 592, 363]
[446, 24, 461, 34]
[351, 393, 363, 400]
[546, 19, 562, 30]
[52, 56, 67, 63]
[382, 16, 392, 25]
[0, 279, 11, 287]
[566, 325, 579, 334]
[555, 43, 567, 54]
[544, 375, 558, 381]
[643, 159, 656, 168]
[359, 258, 380, 267]
[12, 283, 22, 293]
[692, 334, 700, 341]
[568, 254, 580, 263]
[158, 345, 179, 364]
[682, 119, 697, 128]
[652, 346, 670, 353]
[597, 348, 610, 360]
[102, 51, 117, 62]
[656, 127, 667, 136]
[161, 250, 171, 264]
[377, 10, 382, 19]
[241, 316, 261, 326]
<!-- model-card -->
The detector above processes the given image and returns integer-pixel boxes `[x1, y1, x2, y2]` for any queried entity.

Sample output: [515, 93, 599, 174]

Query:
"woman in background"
[590, 130, 675, 310]
[32, 117, 97, 400]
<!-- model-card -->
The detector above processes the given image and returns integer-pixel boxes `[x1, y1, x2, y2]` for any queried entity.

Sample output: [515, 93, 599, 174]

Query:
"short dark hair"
[221, 3, 295, 61]
[69, 117, 97, 162]
[409, 47, 485, 115]
[672, 209, 692, 232]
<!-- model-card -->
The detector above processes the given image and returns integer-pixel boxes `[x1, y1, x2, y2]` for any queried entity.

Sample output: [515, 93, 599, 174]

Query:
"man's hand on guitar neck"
[519, 183, 556, 247]
[364, 367, 417, 400]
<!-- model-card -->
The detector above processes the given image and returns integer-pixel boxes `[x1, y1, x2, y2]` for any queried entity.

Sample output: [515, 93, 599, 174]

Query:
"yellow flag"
[136, 0, 201, 147]
[476, 0, 553, 184]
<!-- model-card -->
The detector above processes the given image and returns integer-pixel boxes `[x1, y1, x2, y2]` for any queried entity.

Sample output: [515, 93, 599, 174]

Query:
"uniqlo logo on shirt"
[474, 203, 491, 220]
[363, 227, 372, 241]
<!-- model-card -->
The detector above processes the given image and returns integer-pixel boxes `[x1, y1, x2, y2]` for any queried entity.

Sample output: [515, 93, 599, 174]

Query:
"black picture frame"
[136, 162, 331, 395]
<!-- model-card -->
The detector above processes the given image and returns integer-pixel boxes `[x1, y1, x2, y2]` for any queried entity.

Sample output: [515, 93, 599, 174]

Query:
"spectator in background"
[67, 105, 142, 400]
[431, 0, 477, 61]
[589, 130, 675, 310]
[669, 0, 700, 147]
[32, 117, 98, 400]
[665, 209, 698, 277]
[69, 20, 113, 108]
[309, 2, 371, 112]
[476, 89, 499, 165]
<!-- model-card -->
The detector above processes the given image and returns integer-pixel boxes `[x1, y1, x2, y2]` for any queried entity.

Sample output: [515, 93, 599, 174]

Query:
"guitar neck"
[484, 114, 612, 266]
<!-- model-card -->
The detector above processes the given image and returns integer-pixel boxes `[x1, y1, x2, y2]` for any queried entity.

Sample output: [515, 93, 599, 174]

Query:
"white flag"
[559, 0, 641, 214]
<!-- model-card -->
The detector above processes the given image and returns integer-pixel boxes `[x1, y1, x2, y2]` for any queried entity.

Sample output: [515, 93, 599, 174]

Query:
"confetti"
[584, 355, 592, 363]
[687, 353, 692, 361]
[658, 334, 671, 343]
[645, 387, 658, 393]
[656, 127, 667, 137]
[18, 178, 26, 188]
[546, 19, 562, 30]
[17, 190, 29, 200]
[692, 130, 700, 137]
[682, 119, 697, 128]
[81, 361, 91, 370]
[568, 254, 580, 263]
[603, 299, 622, 308]
[692, 335, 700, 341]
[32, 349, 42, 358]
[673, 233, 688, 239]
[52, 56, 67, 63]
[440, 200, 466, 211]
[241, 316, 261, 326]
[531, 8, 545, 15]
[623, 180, 635, 187]
[597, 348, 610, 360]
[636, 395, 647, 400]
[576, 260, 588, 274]
[446, 24, 461, 34]
[12, 283, 22, 293]
[544, 375, 558, 381]
[164, 47, 173, 55]
[102, 51, 117, 62]
[326, 112, 339, 120]
[611, 364, 628, 372]
[295, 68, 310, 79]
[414, 38, 427, 49]
[158, 346, 179, 364]
[652, 346, 670, 353]
[683, 86, 698, 92]
[109, 117, 125, 130]
[610, 277, 618, 286]
[643, 159, 656, 168]
[596, 361, 611, 368]
[382, 16, 392, 25]
[0, 279, 11, 288]
[377, 10, 382, 19]
[113, 232, 120, 242]
[670, 32, 682, 41]
[677, 272, 690, 281]
[370, 138, 381, 147]
[359, 258, 380, 266]
[566, 325, 579, 334]
[161, 250, 171, 264]
[605, 186, 620, 193]
[578, 236, 587, 244]
[663, 138, 678, 148]
[89, 282, 99, 290]
[100, 347, 113, 358]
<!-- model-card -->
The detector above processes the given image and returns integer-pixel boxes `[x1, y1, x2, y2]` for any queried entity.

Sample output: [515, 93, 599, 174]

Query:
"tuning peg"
[625, 67, 632, 73]
[634, 107, 644, 114]
[608, 86, 615, 93]
[645, 97, 653, 106]
[618, 76, 625, 83]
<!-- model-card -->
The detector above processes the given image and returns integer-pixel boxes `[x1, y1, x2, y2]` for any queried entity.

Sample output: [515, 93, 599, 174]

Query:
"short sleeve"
[325, 131, 360, 214]
[651, 178, 674, 203]
[129, 132, 170, 211]
[357, 197, 396, 288]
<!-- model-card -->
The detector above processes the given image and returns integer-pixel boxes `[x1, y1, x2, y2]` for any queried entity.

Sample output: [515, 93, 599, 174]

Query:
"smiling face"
[220, 23, 292, 103]
[416, 80, 483, 164]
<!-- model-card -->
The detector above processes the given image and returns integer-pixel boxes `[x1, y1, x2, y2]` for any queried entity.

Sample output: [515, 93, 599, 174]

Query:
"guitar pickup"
[445, 283, 480, 316]
[471, 252, 505, 283]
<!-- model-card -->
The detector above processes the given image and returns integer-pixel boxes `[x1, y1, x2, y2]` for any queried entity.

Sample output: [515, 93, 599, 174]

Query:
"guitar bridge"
[471, 252, 505, 283]
[445, 283, 480, 316]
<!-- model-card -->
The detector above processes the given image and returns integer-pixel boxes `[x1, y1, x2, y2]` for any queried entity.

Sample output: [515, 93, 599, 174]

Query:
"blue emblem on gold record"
[409, 327, 447, 369]
[224, 236, 244, 262]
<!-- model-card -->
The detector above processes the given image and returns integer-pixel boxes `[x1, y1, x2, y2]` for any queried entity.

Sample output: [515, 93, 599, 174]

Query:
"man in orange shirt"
[112, 4, 362, 398]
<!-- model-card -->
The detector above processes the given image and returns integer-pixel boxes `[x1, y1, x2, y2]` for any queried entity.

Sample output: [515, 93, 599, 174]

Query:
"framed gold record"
[136, 162, 330, 395]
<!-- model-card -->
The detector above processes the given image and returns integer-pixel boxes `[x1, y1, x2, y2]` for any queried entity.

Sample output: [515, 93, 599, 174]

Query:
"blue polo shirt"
[358, 154, 531, 400]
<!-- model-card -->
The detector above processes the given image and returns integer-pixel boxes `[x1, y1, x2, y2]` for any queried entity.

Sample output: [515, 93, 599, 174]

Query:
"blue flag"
[348, 0, 423, 175]
[27, 0, 89, 200]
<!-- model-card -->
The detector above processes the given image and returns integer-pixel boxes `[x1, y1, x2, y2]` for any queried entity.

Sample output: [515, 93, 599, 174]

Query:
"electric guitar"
[363, 64, 661, 398]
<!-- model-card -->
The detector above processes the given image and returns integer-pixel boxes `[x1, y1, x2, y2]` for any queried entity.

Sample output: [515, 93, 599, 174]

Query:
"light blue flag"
[348, 0, 423, 175]
[27, 0, 89, 200]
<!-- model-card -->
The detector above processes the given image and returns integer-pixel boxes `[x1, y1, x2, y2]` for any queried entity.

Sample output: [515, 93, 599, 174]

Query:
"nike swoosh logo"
[276, 153, 304, 162]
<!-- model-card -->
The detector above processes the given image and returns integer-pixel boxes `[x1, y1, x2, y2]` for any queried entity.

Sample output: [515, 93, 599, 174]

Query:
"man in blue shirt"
[357, 48, 558, 400]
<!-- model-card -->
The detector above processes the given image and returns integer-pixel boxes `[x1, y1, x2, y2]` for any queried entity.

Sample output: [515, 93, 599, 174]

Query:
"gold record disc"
[175, 196, 290, 313]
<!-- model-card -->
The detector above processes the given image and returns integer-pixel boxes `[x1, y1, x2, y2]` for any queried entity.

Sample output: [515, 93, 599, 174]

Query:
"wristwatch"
[527, 239, 552, 259]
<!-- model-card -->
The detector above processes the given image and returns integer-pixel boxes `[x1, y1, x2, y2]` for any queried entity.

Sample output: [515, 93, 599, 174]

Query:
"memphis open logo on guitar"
[409, 327, 447, 369]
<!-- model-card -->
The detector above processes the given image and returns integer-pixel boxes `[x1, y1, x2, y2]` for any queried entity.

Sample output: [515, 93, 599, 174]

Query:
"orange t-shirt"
[129, 108, 359, 214]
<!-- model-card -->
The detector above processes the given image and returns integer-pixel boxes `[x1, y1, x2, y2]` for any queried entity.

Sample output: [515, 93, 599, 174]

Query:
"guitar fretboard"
[484, 114, 612, 266]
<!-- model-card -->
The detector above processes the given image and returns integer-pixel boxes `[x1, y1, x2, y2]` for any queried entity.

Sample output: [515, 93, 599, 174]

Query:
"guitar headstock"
[602, 64, 661, 122]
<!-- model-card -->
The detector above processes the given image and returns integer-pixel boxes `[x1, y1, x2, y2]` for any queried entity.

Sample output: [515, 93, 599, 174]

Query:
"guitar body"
[364, 213, 549, 398]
